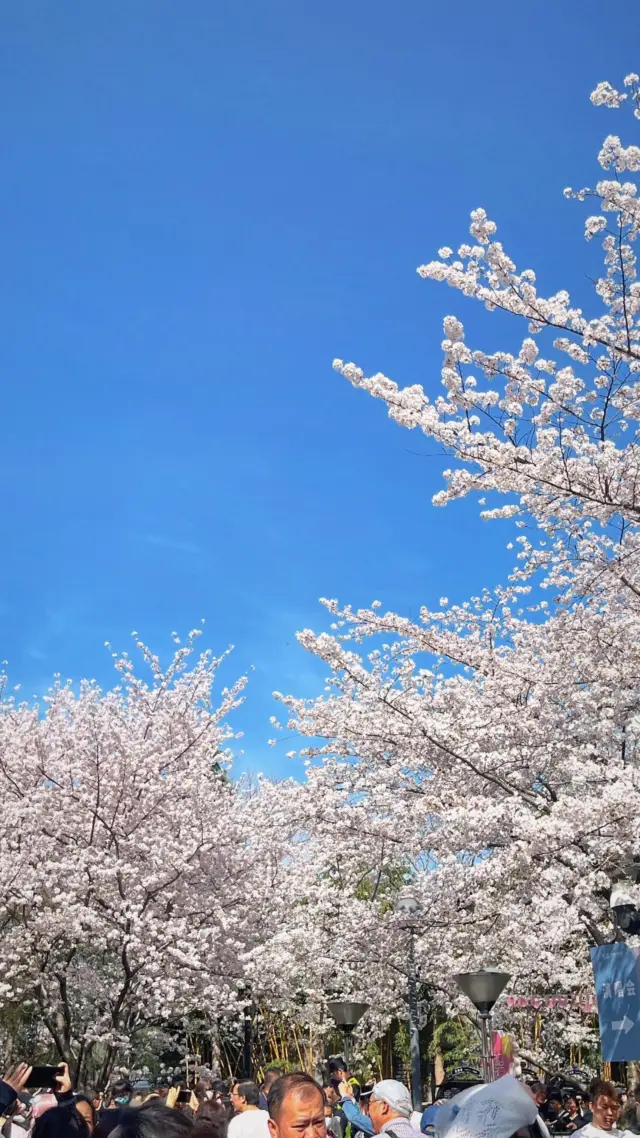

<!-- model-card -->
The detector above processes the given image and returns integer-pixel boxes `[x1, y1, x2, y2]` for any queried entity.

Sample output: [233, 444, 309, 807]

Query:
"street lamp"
[610, 862, 640, 935]
[396, 894, 423, 1111]
[327, 1001, 369, 1069]
[454, 968, 510, 1083]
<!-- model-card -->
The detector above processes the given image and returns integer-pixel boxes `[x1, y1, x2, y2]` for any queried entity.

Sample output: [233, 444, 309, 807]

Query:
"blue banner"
[591, 943, 640, 1061]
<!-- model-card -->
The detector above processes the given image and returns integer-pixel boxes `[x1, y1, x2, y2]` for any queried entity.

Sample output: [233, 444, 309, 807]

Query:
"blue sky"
[0, 0, 638, 777]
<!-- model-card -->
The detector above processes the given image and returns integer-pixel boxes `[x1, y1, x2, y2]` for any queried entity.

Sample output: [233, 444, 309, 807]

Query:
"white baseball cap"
[371, 1080, 413, 1118]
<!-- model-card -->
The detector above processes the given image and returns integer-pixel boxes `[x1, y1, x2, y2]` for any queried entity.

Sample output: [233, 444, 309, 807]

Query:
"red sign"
[506, 995, 597, 1015]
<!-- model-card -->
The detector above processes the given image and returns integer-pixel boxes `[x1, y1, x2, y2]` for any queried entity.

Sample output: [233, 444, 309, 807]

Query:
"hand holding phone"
[55, 1064, 73, 1095]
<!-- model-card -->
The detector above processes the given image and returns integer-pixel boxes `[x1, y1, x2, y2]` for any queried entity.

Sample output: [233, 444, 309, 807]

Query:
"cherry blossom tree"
[274, 72, 640, 1012]
[0, 629, 267, 1086]
[245, 771, 418, 1037]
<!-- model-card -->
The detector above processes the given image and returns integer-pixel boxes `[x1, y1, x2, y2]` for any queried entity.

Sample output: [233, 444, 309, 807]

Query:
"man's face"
[231, 1085, 245, 1113]
[593, 1095, 619, 1132]
[368, 1097, 391, 1135]
[534, 1090, 547, 1107]
[268, 1088, 326, 1138]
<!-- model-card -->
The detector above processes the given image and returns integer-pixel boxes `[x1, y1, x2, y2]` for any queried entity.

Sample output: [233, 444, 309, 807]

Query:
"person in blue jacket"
[338, 1080, 374, 1137]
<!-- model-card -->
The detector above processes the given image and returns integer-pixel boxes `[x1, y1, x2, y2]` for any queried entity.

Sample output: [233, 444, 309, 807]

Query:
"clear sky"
[0, 0, 638, 777]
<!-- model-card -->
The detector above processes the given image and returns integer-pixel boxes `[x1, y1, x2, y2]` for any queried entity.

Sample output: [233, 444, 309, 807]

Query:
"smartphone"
[177, 1090, 192, 1104]
[25, 1067, 63, 1090]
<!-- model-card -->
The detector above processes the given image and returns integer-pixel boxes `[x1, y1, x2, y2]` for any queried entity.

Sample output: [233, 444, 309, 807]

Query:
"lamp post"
[396, 894, 423, 1111]
[327, 1001, 369, 1070]
[243, 1003, 252, 1079]
[454, 968, 510, 1083]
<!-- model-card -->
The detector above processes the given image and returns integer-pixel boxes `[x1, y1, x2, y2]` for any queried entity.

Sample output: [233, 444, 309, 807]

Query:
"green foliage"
[430, 1018, 478, 1073]
[393, 1020, 410, 1063]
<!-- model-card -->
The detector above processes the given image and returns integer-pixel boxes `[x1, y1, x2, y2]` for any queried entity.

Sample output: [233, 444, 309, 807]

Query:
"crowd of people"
[529, 1079, 639, 1137]
[0, 1057, 636, 1138]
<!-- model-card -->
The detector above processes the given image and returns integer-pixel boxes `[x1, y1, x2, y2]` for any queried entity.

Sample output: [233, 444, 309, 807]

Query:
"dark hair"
[530, 1083, 546, 1095]
[207, 1083, 233, 1123]
[94, 1115, 121, 1138]
[268, 1075, 324, 1122]
[193, 1126, 226, 1138]
[234, 1083, 260, 1108]
[75, 1096, 98, 1128]
[33, 1106, 90, 1138]
[591, 1082, 619, 1103]
[263, 1070, 283, 1090]
[194, 1103, 228, 1138]
[112, 1103, 193, 1138]
[327, 1060, 346, 1077]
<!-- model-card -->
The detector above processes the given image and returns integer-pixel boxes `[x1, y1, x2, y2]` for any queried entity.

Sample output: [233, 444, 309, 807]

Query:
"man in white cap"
[367, 1080, 418, 1138]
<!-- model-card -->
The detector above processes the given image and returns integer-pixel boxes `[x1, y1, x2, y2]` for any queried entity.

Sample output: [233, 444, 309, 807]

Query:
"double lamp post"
[329, 895, 510, 1106]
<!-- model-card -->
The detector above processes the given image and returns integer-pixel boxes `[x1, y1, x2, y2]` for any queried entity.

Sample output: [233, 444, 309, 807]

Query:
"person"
[25, 1061, 94, 1138]
[74, 1097, 98, 1135]
[1, 1094, 30, 1138]
[577, 1083, 629, 1138]
[267, 1073, 326, 1138]
[354, 1085, 376, 1138]
[0, 1067, 32, 1121]
[260, 1075, 283, 1114]
[367, 1081, 417, 1138]
[32, 1104, 89, 1138]
[328, 1066, 360, 1104]
[109, 1101, 193, 1138]
[195, 1101, 229, 1138]
[228, 1083, 269, 1138]
[50, 1065, 96, 1134]
[323, 1087, 342, 1138]
[93, 1115, 121, 1138]
[337, 1082, 373, 1138]
[562, 1095, 586, 1133]
[546, 1097, 563, 1128]
[109, 1084, 134, 1111]
[210, 1085, 233, 1125]
[530, 1084, 548, 1114]
[580, 1093, 593, 1127]
[619, 1093, 640, 1135]
[85, 1091, 103, 1116]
